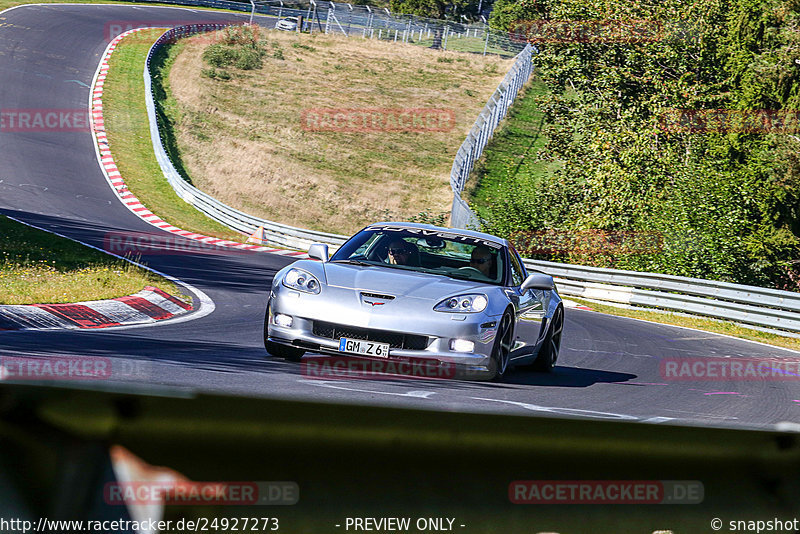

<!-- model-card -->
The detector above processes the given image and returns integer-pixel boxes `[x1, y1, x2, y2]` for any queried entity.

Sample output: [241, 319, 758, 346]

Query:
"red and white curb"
[0, 287, 192, 331]
[562, 299, 594, 311]
[91, 28, 309, 260]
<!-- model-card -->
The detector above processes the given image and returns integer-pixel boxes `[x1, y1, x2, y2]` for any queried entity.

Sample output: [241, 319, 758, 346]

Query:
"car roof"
[364, 221, 508, 249]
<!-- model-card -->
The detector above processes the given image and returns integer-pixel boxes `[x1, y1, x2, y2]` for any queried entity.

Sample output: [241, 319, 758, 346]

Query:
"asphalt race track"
[1, 4, 800, 430]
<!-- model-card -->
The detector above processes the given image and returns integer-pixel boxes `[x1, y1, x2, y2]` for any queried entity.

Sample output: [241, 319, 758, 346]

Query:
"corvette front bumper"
[267, 287, 500, 380]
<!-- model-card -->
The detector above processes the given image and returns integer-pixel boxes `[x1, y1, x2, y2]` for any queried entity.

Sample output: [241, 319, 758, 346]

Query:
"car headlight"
[282, 268, 321, 294]
[434, 294, 488, 313]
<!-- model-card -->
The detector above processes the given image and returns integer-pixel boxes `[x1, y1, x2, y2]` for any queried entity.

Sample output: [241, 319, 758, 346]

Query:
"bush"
[201, 67, 231, 80]
[475, 0, 800, 289]
[203, 44, 239, 68]
[236, 46, 264, 70]
[223, 25, 258, 46]
[202, 41, 265, 71]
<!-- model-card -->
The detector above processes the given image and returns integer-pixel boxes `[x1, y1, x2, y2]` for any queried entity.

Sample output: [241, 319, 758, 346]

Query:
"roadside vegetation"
[0, 216, 181, 305]
[161, 25, 510, 234]
[476, 0, 800, 292]
[467, 76, 557, 216]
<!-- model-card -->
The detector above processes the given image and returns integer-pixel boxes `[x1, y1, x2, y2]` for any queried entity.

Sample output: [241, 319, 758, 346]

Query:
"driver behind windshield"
[470, 245, 496, 279]
[386, 238, 417, 266]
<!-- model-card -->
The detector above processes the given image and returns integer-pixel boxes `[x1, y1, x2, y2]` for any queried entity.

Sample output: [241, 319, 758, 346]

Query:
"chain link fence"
[108, 0, 526, 56]
[250, 0, 526, 57]
[449, 43, 535, 229]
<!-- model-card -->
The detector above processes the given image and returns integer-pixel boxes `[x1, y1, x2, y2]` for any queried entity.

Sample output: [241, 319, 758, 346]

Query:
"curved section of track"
[1, 4, 799, 430]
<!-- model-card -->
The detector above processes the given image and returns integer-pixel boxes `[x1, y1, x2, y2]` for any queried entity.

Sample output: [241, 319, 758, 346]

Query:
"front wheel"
[264, 303, 304, 362]
[488, 312, 514, 382]
[532, 305, 563, 372]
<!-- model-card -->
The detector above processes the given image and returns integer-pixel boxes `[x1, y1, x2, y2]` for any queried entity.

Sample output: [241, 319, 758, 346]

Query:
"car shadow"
[481, 365, 637, 388]
[291, 355, 637, 390]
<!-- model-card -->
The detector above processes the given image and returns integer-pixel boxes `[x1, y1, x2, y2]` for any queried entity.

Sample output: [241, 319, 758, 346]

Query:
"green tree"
[475, 0, 800, 289]
[390, 0, 475, 19]
[488, 0, 548, 31]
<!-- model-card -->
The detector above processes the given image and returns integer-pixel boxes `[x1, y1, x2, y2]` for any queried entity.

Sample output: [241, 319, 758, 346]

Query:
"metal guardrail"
[138, 26, 800, 337]
[144, 24, 348, 250]
[524, 259, 800, 335]
[449, 43, 535, 229]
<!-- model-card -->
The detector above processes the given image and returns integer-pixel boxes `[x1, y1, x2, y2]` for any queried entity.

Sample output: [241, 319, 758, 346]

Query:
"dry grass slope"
[167, 29, 511, 234]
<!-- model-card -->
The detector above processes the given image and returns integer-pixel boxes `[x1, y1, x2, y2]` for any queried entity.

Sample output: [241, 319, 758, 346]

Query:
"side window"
[508, 247, 525, 287]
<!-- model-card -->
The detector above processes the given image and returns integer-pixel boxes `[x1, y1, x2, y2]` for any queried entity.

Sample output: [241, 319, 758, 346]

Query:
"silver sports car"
[264, 223, 564, 380]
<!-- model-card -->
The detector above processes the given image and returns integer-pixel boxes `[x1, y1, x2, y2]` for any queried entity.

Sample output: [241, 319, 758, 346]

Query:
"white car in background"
[275, 17, 299, 31]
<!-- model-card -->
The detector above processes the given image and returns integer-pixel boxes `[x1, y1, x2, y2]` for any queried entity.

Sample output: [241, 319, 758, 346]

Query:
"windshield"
[330, 227, 506, 285]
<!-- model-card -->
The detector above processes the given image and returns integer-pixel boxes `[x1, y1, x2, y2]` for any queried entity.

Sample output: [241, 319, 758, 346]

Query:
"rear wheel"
[264, 303, 304, 362]
[532, 305, 563, 372]
[488, 312, 514, 381]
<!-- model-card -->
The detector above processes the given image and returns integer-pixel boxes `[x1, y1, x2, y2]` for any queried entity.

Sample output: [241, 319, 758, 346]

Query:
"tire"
[264, 303, 305, 362]
[488, 312, 514, 382]
[532, 305, 563, 372]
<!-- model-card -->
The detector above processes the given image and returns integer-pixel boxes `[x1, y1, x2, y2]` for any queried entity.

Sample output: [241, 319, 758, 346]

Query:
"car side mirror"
[521, 273, 554, 291]
[308, 243, 329, 262]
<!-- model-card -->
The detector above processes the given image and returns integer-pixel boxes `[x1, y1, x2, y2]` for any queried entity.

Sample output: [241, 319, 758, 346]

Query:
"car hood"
[322, 262, 487, 301]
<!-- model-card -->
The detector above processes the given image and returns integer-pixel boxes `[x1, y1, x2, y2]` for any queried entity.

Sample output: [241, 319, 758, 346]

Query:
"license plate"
[338, 338, 390, 358]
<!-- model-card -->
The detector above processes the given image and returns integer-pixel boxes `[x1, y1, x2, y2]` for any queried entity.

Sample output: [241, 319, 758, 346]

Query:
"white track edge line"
[567, 305, 800, 355]
[4, 215, 216, 331]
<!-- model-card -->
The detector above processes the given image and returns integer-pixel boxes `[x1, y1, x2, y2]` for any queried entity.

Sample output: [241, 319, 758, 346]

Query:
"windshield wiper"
[330, 259, 375, 266]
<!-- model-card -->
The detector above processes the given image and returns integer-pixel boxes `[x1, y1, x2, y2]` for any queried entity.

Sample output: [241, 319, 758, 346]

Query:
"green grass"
[102, 28, 244, 241]
[568, 297, 800, 353]
[0, 216, 184, 305]
[467, 76, 559, 216]
[159, 28, 510, 234]
[375, 32, 524, 58]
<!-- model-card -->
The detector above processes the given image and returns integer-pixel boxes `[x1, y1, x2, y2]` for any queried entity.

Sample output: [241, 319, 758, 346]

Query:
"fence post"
[443, 26, 449, 49]
[483, 30, 490, 55]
